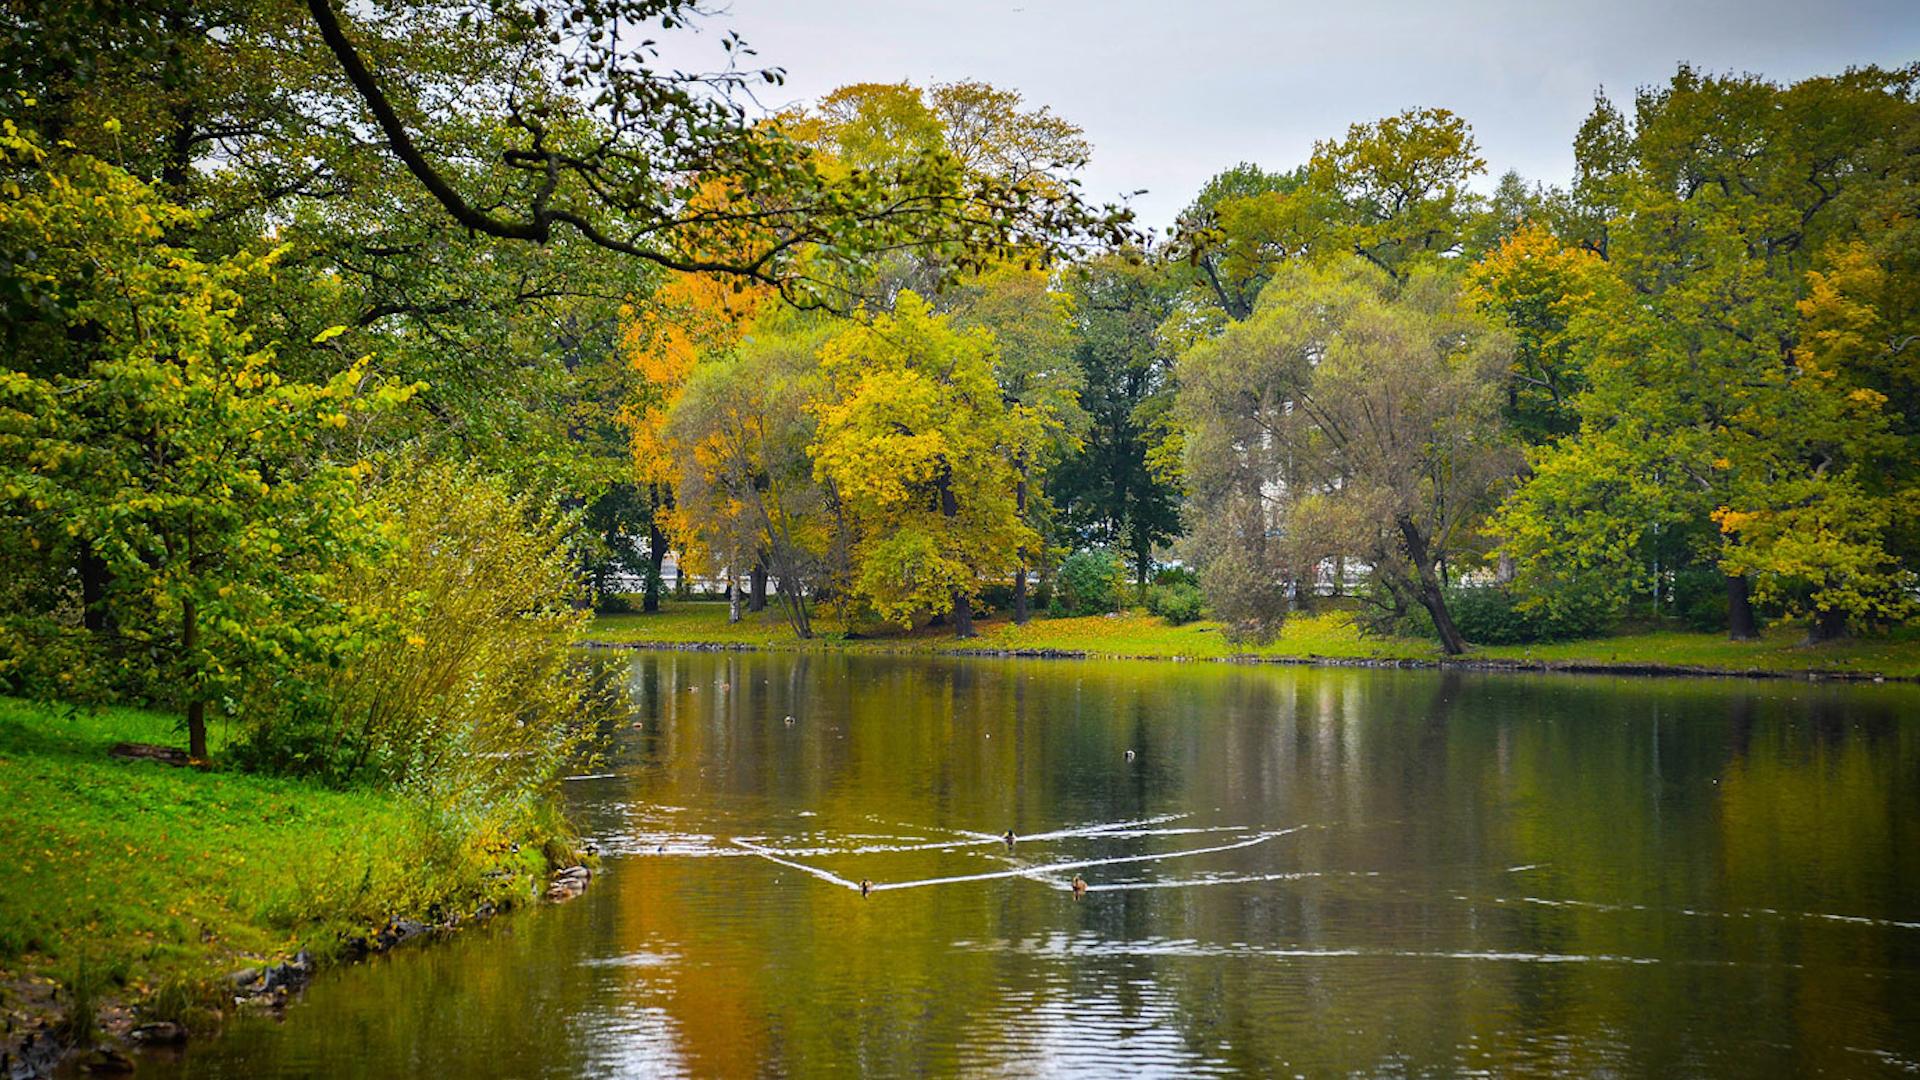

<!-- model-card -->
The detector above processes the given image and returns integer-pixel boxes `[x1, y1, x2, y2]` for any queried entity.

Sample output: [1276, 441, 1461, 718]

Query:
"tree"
[662, 310, 834, 637]
[622, 267, 770, 610]
[1166, 162, 1313, 323]
[1497, 65, 1920, 640]
[809, 293, 1031, 636]
[0, 130, 406, 755]
[1048, 254, 1185, 587]
[1178, 259, 1515, 652]
[946, 264, 1083, 622]
[1464, 223, 1603, 443]
[1305, 107, 1486, 279]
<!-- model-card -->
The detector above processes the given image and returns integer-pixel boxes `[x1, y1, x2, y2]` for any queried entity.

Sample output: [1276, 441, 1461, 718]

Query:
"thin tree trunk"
[937, 466, 975, 638]
[183, 596, 207, 759]
[1013, 470, 1030, 625]
[727, 566, 741, 624]
[643, 520, 666, 613]
[80, 541, 109, 632]
[1726, 573, 1759, 641]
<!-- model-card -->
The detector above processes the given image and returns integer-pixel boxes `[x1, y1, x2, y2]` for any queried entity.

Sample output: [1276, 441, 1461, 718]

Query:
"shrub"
[235, 462, 606, 809]
[1369, 583, 1615, 645]
[1050, 550, 1128, 617]
[1145, 580, 1206, 624]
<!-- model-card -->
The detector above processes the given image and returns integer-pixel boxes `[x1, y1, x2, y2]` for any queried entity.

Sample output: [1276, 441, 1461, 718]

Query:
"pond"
[139, 651, 1920, 1077]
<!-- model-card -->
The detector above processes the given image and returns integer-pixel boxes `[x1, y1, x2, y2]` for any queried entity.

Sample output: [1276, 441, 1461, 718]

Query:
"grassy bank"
[0, 697, 563, 1056]
[586, 602, 1920, 679]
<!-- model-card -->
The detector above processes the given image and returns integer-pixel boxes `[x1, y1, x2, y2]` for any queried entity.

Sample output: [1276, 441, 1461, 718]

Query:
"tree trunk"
[183, 596, 207, 759]
[1013, 470, 1030, 625]
[643, 520, 667, 613]
[937, 465, 974, 638]
[1806, 606, 1849, 644]
[1418, 581, 1470, 657]
[1396, 515, 1468, 655]
[777, 575, 813, 640]
[80, 542, 109, 632]
[749, 563, 768, 612]
[727, 567, 741, 624]
[951, 590, 975, 638]
[1726, 573, 1759, 641]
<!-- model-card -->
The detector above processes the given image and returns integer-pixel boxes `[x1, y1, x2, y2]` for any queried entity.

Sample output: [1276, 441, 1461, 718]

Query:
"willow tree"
[1179, 259, 1515, 652]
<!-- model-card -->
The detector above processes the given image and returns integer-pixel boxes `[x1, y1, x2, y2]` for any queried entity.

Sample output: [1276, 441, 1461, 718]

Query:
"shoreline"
[0, 698, 596, 1079]
[581, 637, 1908, 683]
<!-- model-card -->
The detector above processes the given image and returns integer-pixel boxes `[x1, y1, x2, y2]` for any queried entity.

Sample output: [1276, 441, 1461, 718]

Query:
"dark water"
[139, 652, 1920, 1077]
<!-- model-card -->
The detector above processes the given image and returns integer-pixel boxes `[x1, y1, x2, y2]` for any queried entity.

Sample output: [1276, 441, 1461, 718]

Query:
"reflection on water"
[139, 653, 1920, 1077]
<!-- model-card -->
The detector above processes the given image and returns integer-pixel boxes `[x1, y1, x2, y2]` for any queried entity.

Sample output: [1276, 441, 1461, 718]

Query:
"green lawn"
[586, 601, 1920, 679]
[0, 698, 554, 1041]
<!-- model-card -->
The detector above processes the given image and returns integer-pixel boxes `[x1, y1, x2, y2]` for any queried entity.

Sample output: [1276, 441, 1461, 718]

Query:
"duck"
[860, 879, 874, 897]
[1002, 829, 1016, 849]
[1124, 749, 1136, 762]
[1071, 875, 1088, 898]
[784, 715, 795, 727]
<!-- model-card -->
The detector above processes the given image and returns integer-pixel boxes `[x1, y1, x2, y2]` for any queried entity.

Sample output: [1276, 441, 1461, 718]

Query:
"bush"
[1145, 580, 1206, 624]
[234, 463, 607, 807]
[1371, 583, 1614, 645]
[1050, 550, 1128, 617]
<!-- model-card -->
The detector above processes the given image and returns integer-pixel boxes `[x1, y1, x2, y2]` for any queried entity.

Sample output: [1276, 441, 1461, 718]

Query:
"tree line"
[2, 0, 1916, 790]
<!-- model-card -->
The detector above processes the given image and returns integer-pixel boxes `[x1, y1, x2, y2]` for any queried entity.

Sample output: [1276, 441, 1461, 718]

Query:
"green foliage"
[1048, 254, 1185, 583]
[1381, 585, 1615, 645]
[0, 127, 411, 749]
[1051, 549, 1128, 617]
[1493, 66, 1920, 636]
[0, 695, 572, 1023]
[236, 463, 600, 808]
[1144, 578, 1206, 625]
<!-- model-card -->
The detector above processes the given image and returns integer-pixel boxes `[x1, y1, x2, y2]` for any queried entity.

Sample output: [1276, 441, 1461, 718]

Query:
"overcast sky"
[655, 0, 1920, 235]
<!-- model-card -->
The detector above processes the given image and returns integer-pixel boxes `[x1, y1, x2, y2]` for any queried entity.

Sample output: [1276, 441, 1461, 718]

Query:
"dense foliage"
[4, 0, 1916, 783]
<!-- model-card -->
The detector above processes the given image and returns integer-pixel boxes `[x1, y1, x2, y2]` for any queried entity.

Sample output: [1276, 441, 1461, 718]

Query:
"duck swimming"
[1071, 875, 1088, 898]
[860, 879, 874, 897]
[1002, 829, 1016, 849]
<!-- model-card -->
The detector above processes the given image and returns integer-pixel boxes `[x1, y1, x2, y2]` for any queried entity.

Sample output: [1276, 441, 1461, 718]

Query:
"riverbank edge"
[578, 636, 1912, 684]
[0, 698, 597, 1079]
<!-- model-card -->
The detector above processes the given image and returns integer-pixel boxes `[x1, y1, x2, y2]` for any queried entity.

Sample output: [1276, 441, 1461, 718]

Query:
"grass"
[586, 601, 1920, 679]
[0, 697, 557, 1045]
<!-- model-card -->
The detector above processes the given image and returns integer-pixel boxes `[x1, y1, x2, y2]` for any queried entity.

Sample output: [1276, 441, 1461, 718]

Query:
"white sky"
[657, 0, 1920, 235]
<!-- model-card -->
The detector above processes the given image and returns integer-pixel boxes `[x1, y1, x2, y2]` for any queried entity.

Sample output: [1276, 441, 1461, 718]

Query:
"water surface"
[141, 652, 1920, 1076]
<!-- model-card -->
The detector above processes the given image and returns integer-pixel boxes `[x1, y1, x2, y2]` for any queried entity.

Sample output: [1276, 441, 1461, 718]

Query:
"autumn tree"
[662, 310, 833, 636]
[809, 293, 1031, 636]
[946, 264, 1083, 622]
